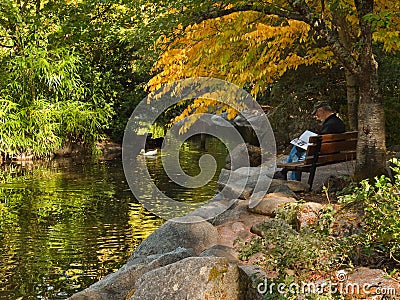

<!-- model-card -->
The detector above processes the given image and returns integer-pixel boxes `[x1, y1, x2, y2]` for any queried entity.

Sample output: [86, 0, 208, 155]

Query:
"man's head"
[312, 101, 333, 121]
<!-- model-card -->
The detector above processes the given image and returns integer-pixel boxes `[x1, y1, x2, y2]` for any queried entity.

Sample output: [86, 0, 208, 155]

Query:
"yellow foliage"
[147, 1, 400, 129]
[148, 11, 324, 96]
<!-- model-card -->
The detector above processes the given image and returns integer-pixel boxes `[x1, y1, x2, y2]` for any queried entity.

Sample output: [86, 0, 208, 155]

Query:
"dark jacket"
[319, 114, 345, 134]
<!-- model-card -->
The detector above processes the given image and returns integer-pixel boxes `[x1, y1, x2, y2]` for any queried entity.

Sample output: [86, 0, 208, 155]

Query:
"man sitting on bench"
[274, 101, 346, 181]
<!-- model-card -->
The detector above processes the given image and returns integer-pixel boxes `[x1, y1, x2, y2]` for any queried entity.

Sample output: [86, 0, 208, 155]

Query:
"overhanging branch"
[286, 0, 359, 74]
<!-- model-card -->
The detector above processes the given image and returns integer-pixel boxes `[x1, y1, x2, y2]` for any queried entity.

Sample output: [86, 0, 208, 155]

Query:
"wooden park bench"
[277, 131, 358, 190]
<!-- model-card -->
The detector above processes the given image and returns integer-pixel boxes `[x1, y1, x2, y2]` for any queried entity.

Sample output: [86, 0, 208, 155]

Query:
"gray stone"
[186, 198, 237, 221]
[248, 193, 296, 216]
[131, 216, 219, 257]
[235, 166, 272, 177]
[233, 109, 272, 144]
[232, 109, 271, 148]
[346, 267, 400, 298]
[200, 245, 238, 262]
[129, 257, 255, 300]
[209, 199, 248, 226]
[217, 167, 272, 188]
[267, 184, 297, 198]
[269, 179, 310, 192]
[69, 247, 195, 300]
[238, 265, 266, 300]
[217, 167, 273, 199]
[225, 143, 262, 170]
[219, 182, 253, 200]
[217, 168, 243, 186]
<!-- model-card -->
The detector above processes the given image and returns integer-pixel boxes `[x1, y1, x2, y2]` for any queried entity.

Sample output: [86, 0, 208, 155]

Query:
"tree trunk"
[200, 133, 206, 150]
[345, 70, 358, 130]
[355, 71, 386, 180]
[354, 0, 387, 180]
[335, 12, 359, 130]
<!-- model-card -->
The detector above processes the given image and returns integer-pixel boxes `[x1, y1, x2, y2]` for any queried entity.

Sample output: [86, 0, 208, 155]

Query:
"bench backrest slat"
[304, 131, 358, 165]
[307, 139, 357, 156]
[309, 131, 358, 143]
[304, 151, 357, 165]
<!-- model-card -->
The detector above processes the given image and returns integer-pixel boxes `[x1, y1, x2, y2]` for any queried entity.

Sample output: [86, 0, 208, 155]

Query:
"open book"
[290, 130, 318, 150]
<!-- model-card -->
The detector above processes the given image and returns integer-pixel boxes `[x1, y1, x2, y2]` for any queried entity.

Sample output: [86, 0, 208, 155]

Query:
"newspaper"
[290, 130, 318, 150]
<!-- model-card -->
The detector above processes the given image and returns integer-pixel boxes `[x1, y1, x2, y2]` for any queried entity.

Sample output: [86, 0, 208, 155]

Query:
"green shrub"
[236, 220, 346, 281]
[339, 158, 400, 265]
[0, 46, 113, 158]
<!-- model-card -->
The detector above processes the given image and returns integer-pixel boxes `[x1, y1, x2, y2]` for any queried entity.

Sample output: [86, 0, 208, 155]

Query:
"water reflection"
[130, 136, 228, 219]
[0, 136, 227, 299]
[147, 136, 227, 203]
[0, 159, 163, 299]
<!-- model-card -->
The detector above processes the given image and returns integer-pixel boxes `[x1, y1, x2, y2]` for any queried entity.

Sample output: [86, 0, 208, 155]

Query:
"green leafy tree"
[0, 0, 157, 157]
[0, 1, 116, 158]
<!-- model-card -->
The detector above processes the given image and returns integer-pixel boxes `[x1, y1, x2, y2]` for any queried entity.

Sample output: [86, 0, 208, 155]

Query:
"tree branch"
[190, 4, 308, 25]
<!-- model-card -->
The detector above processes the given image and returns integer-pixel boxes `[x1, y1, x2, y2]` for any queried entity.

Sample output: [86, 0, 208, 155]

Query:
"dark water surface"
[0, 137, 227, 299]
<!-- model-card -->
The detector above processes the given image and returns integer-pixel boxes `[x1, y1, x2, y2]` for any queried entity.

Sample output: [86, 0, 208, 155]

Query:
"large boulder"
[232, 109, 271, 147]
[210, 199, 250, 226]
[219, 183, 254, 200]
[225, 143, 262, 170]
[69, 247, 195, 300]
[131, 216, 219, 257]
[217, 167, 273, 199]
[186, 196, 237, 222]
[200, 245, 239, 262]
[129, 257, 259, 300]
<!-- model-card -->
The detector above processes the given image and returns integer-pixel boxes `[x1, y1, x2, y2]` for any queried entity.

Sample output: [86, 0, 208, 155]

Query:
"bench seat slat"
[276, 161, 312, 172]
[277, 152, 356, 171]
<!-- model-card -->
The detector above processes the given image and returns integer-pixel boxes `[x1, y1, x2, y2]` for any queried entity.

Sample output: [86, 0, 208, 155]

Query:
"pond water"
[0, 137, 227, 299]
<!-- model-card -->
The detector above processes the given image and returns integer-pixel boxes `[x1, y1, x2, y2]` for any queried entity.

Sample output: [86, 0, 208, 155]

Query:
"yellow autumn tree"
[145, 0, 400, 179]
[148, 12, 334, 126]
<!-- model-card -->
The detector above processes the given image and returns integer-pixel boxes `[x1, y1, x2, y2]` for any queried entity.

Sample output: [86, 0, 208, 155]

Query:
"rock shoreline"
[69, 147, 400, 300]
